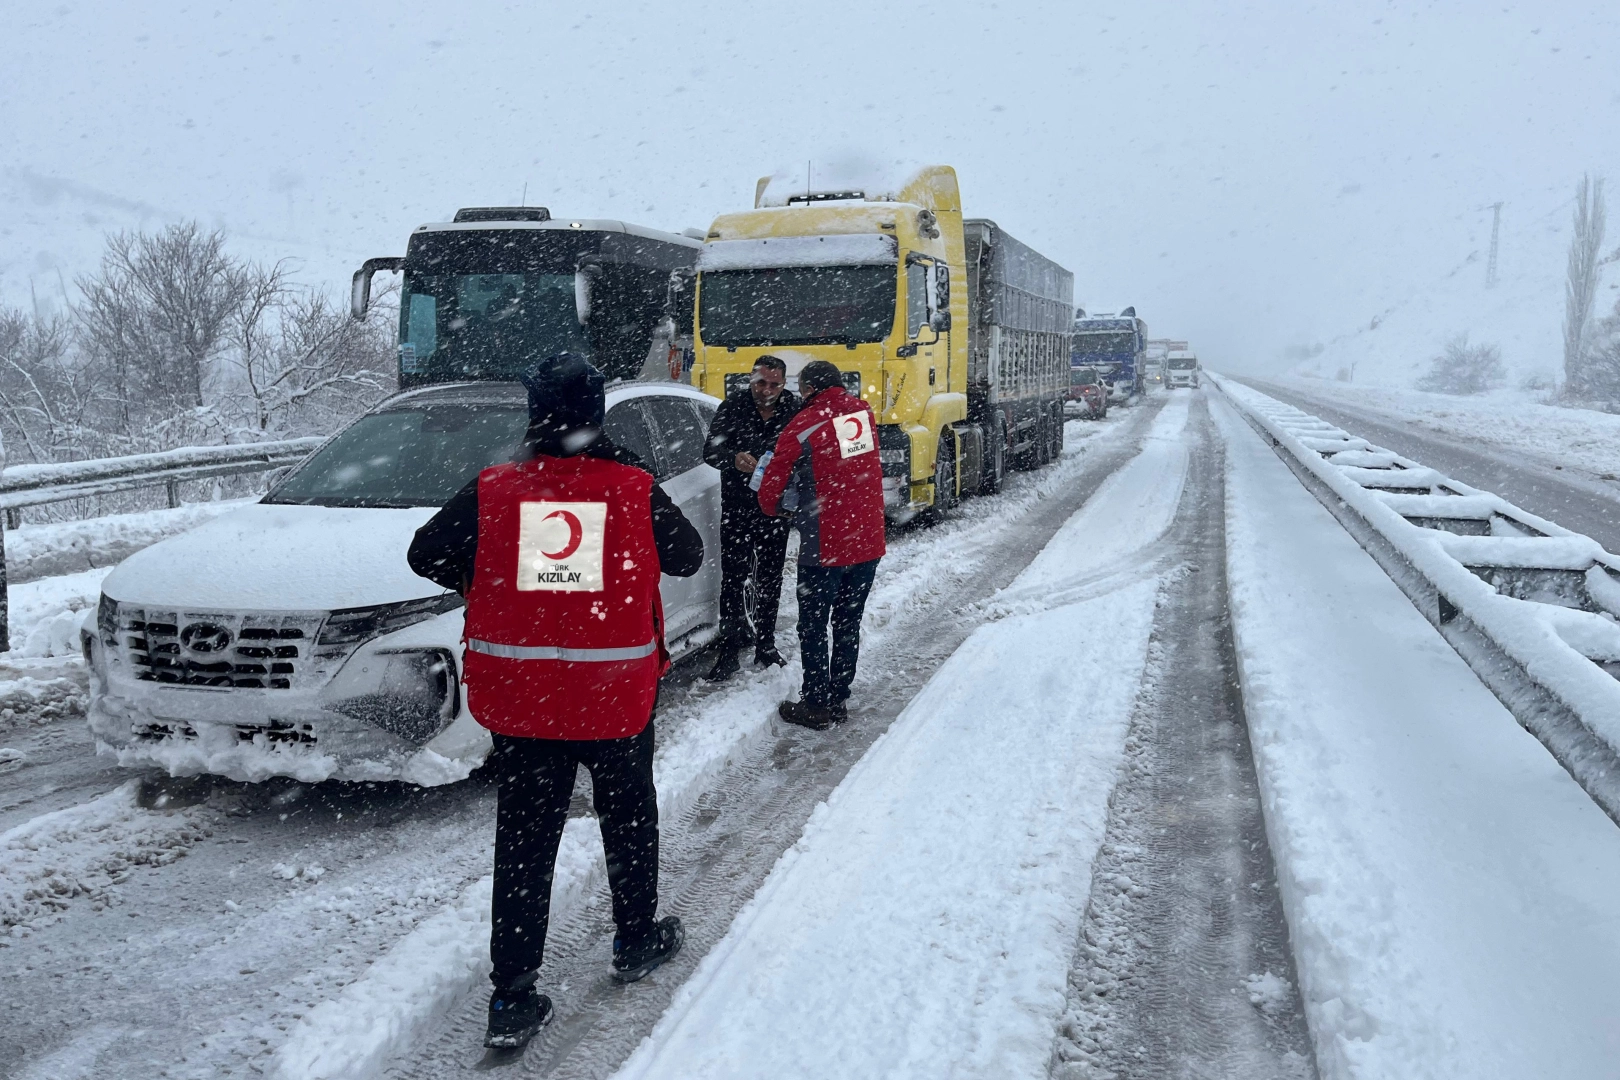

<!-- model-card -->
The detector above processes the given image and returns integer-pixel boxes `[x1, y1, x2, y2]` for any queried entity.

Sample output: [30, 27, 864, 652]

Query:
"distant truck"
[1166, 349, 1200, 388]
[1072, 309, 1147, 402]
[690, 165, 1074, 518]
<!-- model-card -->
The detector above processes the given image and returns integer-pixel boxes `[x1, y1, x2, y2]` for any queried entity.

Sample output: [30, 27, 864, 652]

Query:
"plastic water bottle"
[749, 451, 773, 491]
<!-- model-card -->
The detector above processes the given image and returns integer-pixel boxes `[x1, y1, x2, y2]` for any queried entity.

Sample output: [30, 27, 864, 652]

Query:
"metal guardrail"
[0, 438, 321, 652]
[1213, 374, 1620, 825]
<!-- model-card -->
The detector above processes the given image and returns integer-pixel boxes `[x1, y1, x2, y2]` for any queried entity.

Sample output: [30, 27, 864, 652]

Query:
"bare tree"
[0, 305, 104, 463]
[1417, 333, 1503, 396]
[1563, 175, 1607, 396]
[76, 223, 247, 427]
[227, 281, 396, 435]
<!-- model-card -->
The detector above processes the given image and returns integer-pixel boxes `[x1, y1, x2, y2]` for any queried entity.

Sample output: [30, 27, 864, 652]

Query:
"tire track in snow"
[1050, 392, 1315, 1079]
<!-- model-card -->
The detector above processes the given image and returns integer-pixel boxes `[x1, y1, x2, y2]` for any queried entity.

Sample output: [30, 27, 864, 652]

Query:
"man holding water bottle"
[757, 361, 886, 730]
[701, 355, 800, 681]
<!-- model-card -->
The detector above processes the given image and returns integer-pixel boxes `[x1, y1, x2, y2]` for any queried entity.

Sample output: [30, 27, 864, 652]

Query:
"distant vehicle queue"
[84, 165, 1192, 793]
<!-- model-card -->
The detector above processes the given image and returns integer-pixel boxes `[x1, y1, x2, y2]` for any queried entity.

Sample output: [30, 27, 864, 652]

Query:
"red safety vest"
[462, 454, 668, 740]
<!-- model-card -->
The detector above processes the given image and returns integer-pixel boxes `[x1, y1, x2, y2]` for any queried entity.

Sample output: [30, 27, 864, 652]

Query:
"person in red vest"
[757, 360, 886, 730]
[408, 354, 703, 1049]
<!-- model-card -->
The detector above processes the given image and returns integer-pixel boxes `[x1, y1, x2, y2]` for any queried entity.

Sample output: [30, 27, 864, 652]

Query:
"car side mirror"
[351, 257, 403, 321]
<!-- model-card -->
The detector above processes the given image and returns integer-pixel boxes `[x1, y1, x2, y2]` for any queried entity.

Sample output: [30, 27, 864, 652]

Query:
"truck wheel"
[1035, 414, 1052, 467]
[1051, 406, 1065, 458]
[922, 431, 957, 525]
[981, 414, 1005, 495]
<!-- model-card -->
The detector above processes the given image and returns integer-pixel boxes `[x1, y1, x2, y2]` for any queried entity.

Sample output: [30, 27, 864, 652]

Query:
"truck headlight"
[325, 648, 459, 746]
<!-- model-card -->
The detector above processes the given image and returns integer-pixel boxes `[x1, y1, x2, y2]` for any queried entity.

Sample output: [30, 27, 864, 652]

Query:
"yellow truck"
[689, 166, 1073, 517]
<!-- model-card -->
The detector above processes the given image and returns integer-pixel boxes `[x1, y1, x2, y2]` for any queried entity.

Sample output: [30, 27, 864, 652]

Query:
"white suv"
[84, 381, 721, 786]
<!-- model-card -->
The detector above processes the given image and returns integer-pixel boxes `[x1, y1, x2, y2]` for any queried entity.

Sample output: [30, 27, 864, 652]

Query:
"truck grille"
[115, 607, 326, 689]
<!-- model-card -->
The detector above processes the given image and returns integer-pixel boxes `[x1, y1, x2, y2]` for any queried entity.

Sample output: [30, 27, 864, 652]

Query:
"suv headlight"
[315, 594, 463, 654]
[325, 647, 459, 746]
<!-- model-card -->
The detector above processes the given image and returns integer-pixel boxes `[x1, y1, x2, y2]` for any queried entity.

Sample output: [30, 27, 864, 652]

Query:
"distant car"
[1166, 350, 1199, 389]
[84, 380, 722, 786]
[1065, 365, 1109, 419]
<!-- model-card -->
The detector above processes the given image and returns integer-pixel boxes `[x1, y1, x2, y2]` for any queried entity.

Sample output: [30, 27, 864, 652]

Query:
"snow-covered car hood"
[100, 503, 443, 611]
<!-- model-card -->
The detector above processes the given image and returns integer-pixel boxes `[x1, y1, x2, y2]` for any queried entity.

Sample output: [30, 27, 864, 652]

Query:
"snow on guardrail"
[1211, 373, 1620, 824]
[0, 437, 323, 509]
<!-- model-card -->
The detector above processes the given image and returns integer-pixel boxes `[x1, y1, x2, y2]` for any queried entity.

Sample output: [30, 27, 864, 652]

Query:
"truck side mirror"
[350, 257, 403, 321]
[930, 310, 952, 333]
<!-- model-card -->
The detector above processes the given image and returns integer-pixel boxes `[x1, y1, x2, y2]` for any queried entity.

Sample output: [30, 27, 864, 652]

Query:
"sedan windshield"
[699, 265, 895, 347]
[266, 405, 528, 508]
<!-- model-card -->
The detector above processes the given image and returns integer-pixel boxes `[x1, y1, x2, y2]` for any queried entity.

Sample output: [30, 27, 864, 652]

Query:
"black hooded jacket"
[408, 356, 704, 594]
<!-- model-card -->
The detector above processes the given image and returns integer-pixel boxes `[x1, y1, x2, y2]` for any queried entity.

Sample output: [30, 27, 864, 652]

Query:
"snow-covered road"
[1215, 392, 1620, 1078]
[608, 399, 1191, 1079]
[0, 406, 1165, 1080]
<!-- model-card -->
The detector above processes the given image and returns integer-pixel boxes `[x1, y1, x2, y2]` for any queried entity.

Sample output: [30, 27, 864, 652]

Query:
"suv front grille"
[115, 608, 326, 689]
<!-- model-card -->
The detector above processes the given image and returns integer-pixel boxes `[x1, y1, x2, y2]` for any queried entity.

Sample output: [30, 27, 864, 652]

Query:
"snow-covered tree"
[1563, 175, 1606, 396]
[1417, 333, 1503, 395]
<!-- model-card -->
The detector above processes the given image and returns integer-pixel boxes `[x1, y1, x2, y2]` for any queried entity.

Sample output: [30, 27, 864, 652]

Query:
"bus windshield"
[699, 265, 895, 347]
[401, 272, 590, 383]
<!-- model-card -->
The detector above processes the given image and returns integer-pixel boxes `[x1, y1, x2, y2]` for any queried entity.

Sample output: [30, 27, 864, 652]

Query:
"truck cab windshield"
[402, 273, 589, 383]
[265, 405, 528, 508]
[1072, 332, 1137, 358]
[699, 265, 894, 347]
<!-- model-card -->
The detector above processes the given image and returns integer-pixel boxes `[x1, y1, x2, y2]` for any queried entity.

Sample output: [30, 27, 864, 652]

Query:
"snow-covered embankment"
[1212, 393, 1620, 1079]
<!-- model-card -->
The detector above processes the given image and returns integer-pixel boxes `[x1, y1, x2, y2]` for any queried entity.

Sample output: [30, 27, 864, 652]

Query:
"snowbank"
[2, 498, 254, 583]
[609, 402, 1191, 1079]
[1213, 393, 1620, 1079]
[1213, 374, 1620, 814]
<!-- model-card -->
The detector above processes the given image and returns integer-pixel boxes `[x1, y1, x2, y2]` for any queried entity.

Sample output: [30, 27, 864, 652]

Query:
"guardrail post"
[0, 512, 8, 654]
[165, 479, 181, 509]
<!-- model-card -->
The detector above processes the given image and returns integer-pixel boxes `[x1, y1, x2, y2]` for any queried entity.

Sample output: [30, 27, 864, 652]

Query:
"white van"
[84, 380, 722, 786]
[1166, 350, 1199, 388]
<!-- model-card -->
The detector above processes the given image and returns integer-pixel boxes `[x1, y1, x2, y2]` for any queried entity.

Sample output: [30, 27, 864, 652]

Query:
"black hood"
[520, 353, 606, 458]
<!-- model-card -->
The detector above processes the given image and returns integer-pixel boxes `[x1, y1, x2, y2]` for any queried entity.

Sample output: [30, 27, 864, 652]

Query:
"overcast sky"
[3, 0, 1618, 373]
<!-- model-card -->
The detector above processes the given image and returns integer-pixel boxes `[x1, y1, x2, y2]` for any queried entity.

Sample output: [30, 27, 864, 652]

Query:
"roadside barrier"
[0, 438, 322, 651]
[1213, 374, 1620, 825]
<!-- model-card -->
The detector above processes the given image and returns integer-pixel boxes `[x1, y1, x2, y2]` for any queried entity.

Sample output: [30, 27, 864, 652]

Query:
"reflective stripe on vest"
[466, 638, 658, 663]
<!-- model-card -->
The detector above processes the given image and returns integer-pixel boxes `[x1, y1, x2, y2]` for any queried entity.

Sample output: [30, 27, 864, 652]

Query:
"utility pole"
[1486, 201, 1503, 288]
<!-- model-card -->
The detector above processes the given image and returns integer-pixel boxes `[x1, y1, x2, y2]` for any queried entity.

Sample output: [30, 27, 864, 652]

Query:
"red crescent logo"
[541, 509, 584, 560]
[840, 416, 864, 440]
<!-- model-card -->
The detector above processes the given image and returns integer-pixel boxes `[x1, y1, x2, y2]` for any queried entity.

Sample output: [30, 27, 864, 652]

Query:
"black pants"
[489, 723, 658, 989]
[717, 500, 792, 648]
[795, 558, 880, 708]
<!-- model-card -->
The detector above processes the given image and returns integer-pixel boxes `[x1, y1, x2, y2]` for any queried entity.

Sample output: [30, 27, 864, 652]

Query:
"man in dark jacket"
[408, 354, 703, 1050]
[700, 354, 800, 680]
[757, 360, 885, 730]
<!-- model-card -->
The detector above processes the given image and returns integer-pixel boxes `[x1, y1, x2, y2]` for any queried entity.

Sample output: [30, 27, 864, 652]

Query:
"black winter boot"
[705, 646, 742, 682]
[778, 700, 834, 730]
[484, 984, 553, 1048]
[754, 644, 785, 668]
[612, 916, 685, 983]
